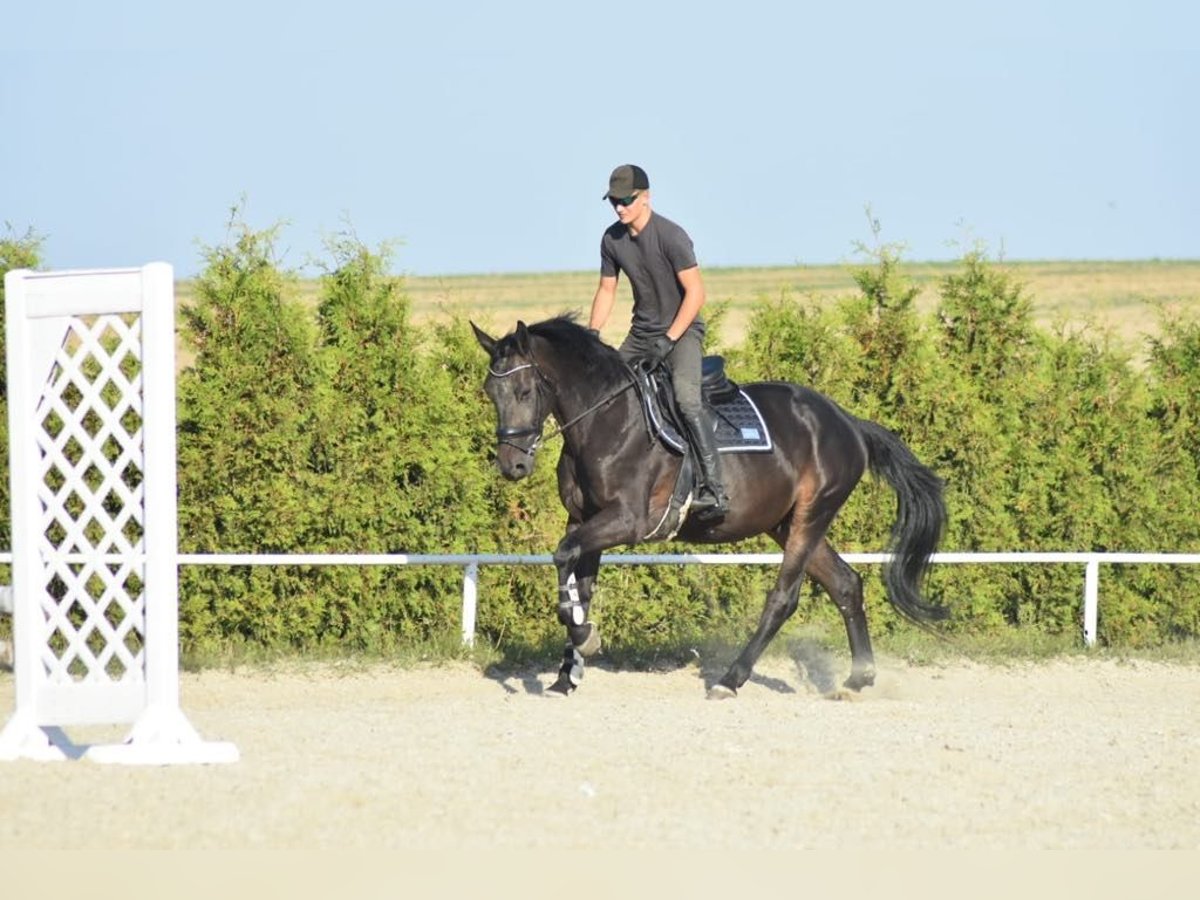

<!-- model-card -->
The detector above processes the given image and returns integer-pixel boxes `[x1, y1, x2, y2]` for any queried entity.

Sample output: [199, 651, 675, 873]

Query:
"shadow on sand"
[483, 635, 848, 698]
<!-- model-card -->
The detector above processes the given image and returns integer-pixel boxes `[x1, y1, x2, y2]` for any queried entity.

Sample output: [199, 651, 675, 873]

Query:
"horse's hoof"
[843, 669, 876, 692]
[547, 675, 575, 697]
[707, 684, 737, 701]
[822, 688, 860, 702]
[574, 623, 602, 658]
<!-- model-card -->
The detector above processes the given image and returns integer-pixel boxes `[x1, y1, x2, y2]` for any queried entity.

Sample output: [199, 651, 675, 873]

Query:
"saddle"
[632, 356, 772, 540]
[631, 356, 772, 456]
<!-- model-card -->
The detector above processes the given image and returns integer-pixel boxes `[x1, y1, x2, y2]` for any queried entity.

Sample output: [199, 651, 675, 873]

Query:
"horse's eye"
[517, 389, 532, 402]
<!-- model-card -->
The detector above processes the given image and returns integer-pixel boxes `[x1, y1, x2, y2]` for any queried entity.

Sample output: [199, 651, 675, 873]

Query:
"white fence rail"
[5, 550, 1199, 648]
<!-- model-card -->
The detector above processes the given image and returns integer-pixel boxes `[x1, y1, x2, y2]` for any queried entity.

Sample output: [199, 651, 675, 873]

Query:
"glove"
[637, 334, 676, 371]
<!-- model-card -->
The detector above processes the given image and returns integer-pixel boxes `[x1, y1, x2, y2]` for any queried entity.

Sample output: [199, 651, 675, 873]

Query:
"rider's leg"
[671, 333, 729, 519]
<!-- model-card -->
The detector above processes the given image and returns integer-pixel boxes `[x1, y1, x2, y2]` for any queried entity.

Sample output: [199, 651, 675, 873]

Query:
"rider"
[588, 163, 729, 521]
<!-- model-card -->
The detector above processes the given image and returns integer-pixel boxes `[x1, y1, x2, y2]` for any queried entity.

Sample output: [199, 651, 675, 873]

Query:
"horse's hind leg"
[806, 538, 876, 691]
[710, 528, 817, 699]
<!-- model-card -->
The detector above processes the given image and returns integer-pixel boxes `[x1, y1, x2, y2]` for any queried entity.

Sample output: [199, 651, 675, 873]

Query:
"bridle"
[488, 357, 636, 457]
[488, 361, 546, 454]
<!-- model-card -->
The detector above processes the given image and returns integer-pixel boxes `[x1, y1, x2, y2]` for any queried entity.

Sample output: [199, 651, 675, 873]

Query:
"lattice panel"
[34, 313, 147, 685]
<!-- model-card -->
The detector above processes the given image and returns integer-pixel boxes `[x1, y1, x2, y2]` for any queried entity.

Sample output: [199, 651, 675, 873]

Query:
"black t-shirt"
[600, 212, 705, 339]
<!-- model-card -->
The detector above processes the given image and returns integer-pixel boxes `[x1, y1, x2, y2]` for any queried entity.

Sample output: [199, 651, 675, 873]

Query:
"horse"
[472, 315, 947, 699]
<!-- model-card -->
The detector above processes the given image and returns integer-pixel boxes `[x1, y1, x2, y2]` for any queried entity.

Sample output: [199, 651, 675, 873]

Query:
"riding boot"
[681, 408, 729, 521]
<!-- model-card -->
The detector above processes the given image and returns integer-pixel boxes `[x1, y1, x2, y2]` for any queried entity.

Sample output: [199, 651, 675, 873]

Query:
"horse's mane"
[520, 314, 629, 386]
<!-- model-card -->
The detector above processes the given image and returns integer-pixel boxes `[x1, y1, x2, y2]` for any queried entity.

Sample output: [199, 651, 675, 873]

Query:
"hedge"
[2, 222, 1198, 656]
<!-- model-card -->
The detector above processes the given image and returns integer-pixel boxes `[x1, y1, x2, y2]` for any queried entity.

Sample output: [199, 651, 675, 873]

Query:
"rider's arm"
[589, 274, 619, 331]
[665, 265, 706, 341]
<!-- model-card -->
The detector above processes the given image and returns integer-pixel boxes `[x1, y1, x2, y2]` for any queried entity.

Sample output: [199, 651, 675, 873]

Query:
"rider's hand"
[638, 334, 675, 371]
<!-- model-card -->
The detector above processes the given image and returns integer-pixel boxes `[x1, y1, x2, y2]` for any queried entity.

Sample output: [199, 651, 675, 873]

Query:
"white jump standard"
[0, 264, 237, 764]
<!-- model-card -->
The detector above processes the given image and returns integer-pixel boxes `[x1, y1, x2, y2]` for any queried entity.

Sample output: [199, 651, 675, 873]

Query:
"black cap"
[602, 164, 650, 199]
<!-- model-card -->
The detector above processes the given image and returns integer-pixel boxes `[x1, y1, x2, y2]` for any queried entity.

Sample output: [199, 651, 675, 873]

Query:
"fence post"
[1083, 558, 1100, 647]
[462, 562, 479, 647]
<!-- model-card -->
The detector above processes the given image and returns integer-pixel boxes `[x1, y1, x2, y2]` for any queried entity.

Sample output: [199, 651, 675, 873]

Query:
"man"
[588, 163, 729, 520]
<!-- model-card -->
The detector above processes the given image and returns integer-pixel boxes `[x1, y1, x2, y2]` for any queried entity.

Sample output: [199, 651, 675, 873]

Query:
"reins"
[540, 378, 636, 445]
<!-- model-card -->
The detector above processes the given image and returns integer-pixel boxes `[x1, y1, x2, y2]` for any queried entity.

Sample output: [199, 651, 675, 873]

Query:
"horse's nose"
[499, 455, 531, 481]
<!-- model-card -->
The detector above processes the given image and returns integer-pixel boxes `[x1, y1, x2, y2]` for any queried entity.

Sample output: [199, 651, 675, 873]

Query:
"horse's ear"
[515, 321, 531, 354]
[470, 321, 497, 355]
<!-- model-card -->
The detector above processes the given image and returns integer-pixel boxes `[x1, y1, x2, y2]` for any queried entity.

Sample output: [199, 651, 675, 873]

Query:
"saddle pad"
[710, 389, 772, 453]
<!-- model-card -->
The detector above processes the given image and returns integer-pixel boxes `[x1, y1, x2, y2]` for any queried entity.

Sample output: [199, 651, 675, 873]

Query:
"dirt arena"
[1, 652, 1198, 850]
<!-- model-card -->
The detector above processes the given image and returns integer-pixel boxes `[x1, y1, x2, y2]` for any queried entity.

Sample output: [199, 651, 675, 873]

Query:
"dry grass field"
[399, 259, 1200, 352]
[180, 259, 1196, 341]
[172, 259, 1199, 371]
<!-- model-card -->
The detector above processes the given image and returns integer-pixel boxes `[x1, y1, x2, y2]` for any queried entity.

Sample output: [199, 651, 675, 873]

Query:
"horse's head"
[472, 320, 549, 481]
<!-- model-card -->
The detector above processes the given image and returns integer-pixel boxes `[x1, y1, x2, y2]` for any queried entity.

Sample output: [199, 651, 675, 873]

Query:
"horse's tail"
[855, 418, 949, 624]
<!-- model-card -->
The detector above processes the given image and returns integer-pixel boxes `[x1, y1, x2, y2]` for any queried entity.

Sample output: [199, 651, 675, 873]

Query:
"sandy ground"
[1, 652, 1198, 850]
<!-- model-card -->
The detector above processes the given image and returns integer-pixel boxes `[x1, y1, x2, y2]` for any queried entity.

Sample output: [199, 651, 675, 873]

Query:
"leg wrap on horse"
[557, 591, 587, 627]
[558, 595, 601, 657]
[561, 643, 586, 687]
[558, 580, 602, 656]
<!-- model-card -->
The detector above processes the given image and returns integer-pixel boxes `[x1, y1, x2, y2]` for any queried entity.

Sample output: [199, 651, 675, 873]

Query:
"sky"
[3, 0, 1197, 278]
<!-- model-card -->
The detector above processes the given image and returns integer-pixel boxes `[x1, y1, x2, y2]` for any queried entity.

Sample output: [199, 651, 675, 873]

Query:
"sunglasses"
[609, 193, 641, 209]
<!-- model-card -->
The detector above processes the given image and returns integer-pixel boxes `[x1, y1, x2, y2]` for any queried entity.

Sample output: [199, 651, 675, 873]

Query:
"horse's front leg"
[547, 507, 640, 696]
[558, 546, 602, 655]
[549, 547, 601, 695]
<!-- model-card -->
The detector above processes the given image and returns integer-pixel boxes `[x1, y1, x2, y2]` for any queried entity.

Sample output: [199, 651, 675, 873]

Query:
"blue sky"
[4, 0, 1197, 277]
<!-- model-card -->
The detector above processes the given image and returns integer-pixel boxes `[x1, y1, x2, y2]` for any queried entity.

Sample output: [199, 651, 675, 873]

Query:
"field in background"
[402, 259, 1200, 354]
[177, 259, 1200, 357]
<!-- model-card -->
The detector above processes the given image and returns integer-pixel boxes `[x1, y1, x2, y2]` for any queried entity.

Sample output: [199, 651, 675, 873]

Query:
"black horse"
[472, 316, 947, 698]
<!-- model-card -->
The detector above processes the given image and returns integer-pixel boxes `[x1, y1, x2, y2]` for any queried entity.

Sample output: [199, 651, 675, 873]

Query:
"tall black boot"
[681, 408, 729, 521]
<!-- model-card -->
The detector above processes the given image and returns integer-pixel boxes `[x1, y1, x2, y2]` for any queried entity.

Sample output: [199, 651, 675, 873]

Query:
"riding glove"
[638, 334, 676, 371]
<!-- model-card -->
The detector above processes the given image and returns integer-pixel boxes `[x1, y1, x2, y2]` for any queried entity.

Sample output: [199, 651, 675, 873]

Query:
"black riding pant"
[619, 329, 704, 420]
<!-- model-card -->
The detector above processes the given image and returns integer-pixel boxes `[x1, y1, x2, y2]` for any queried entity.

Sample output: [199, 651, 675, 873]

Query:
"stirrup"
[692, 486, 729, 520]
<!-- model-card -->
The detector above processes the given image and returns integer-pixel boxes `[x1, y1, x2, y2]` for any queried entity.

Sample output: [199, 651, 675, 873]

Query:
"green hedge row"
[2, 223, 1199, 656]
[729, 247, 1200, 645]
